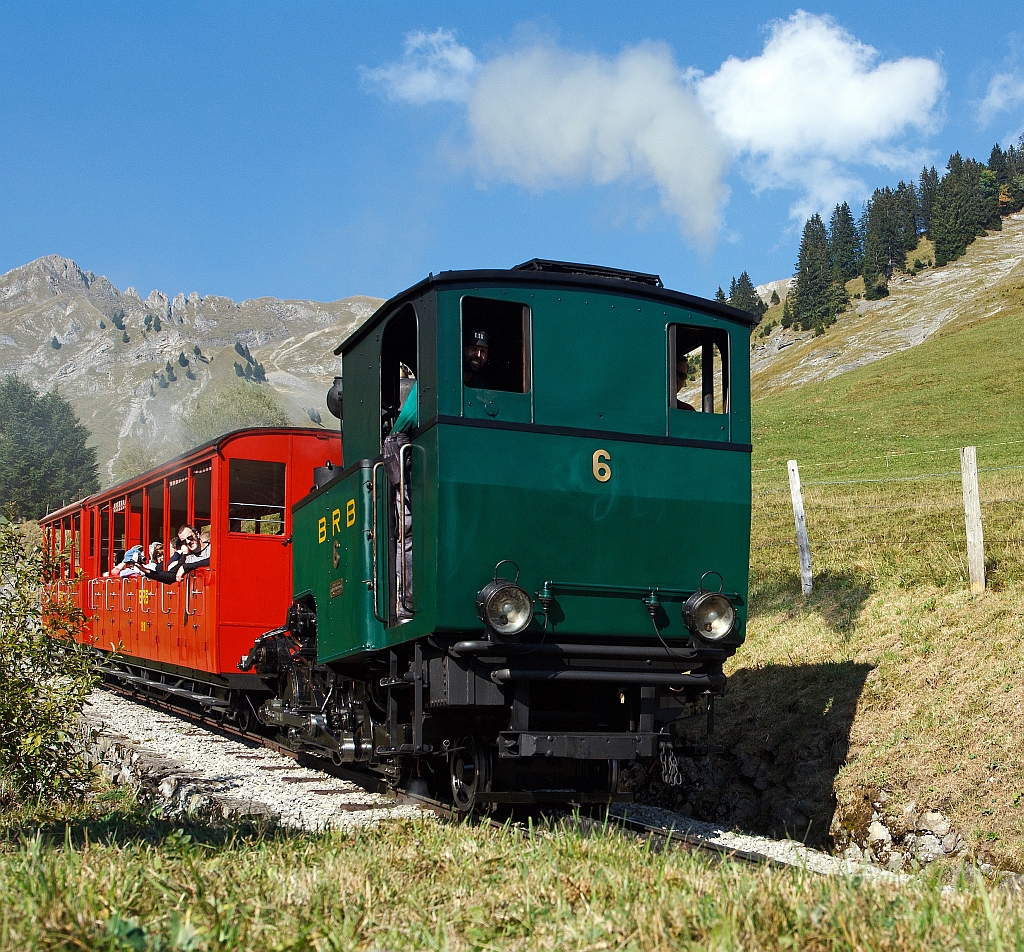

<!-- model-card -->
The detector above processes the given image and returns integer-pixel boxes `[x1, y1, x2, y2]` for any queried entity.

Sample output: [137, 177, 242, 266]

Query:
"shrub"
[0, 517, 97, 804]
[182, 383, 288, 444]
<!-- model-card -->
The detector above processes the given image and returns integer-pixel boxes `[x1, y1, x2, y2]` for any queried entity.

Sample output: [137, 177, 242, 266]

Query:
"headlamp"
[476, 562, 534, 636]
[682, 591, 736, 642]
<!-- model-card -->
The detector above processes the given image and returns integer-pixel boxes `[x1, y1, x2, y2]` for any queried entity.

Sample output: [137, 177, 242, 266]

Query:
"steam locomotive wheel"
[449, 736, 492, 813]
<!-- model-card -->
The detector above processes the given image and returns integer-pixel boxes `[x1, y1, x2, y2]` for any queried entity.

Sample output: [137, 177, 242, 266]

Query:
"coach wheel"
[236, 706, 251, 733]
[450, 737, 492, 814]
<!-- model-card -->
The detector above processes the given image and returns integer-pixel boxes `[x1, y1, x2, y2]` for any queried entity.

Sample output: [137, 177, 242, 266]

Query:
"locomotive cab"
[269, 260, 758, 809]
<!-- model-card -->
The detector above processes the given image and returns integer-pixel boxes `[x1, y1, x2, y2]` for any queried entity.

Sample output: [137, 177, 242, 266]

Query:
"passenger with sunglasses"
[142, 524, 210, 584]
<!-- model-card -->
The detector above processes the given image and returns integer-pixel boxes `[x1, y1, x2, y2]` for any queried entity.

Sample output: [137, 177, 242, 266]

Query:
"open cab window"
[669, 324, 731, 441]
[461, 296, 532, 422]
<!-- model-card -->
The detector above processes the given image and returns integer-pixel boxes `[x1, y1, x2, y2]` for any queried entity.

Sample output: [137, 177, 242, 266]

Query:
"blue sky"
[2, 2, 1023, 304]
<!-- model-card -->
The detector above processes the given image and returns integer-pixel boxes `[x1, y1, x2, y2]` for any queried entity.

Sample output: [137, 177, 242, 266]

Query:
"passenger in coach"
[107, 544, 144, 577]
[143, 525, 209, 584]
[146, 541, 164, 571]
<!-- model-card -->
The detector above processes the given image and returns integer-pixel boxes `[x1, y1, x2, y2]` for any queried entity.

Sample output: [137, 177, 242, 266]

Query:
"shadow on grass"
[719, 660, 872, 846]
[663, 659, 872, 849]
[0, 797, 299, 852]
[749, 568, 873, 635]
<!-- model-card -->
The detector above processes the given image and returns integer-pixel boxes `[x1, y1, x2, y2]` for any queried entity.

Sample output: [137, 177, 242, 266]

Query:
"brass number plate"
[592, 449, 611, 483]
[330, 578, 345, 599]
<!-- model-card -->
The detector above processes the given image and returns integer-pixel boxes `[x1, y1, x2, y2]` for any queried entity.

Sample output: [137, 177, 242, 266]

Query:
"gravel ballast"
[83, 689, 425, 831]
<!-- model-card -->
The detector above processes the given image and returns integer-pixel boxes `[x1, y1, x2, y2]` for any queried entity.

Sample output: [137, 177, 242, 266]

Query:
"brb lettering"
[318, 498, 356, 543]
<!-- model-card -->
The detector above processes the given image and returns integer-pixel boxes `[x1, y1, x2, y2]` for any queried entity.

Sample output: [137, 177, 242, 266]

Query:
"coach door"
[183, 462, 212, 671]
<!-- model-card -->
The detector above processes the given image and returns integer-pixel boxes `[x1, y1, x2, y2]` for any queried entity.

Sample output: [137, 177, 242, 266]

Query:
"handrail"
[398, 441, 414, 616]
[121, 575, 139, 613]
[160, 581, 173, 615]
[104, 578, 117, 612]
[89, 579, 102, 612]
[139, 579, 153, 614]
[369, 461, 386, 624]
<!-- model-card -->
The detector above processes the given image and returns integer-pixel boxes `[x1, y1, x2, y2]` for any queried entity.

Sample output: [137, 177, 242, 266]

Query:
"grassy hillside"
[705, 258, 1024, 868]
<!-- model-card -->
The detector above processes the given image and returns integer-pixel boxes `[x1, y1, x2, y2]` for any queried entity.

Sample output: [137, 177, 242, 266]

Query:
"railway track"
[90, 683, 877, 876]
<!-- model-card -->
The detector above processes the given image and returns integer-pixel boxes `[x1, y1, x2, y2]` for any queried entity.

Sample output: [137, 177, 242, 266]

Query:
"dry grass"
[2, 793, 1023, 951]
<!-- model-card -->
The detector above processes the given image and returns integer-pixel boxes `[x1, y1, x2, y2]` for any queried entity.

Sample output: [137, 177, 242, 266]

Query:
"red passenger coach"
[41, 428, 338, 713]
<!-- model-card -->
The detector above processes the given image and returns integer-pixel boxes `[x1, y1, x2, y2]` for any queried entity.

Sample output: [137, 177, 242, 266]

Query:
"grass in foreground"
[2, 792, 1022, 951]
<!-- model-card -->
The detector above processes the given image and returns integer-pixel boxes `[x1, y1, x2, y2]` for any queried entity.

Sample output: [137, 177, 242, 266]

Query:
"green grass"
[720, 297, 1024, 867]
[2, 792, 1023, 951]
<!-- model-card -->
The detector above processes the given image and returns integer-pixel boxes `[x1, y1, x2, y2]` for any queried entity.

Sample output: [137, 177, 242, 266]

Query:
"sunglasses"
[179, 534, 197, 545]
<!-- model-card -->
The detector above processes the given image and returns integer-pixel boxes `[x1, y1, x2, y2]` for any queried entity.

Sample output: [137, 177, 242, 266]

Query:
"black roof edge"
[333, 264, 759, 356]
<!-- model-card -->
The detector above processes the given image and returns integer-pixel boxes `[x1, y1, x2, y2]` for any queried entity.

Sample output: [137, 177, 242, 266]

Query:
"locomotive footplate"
[498, 730, 661, 759]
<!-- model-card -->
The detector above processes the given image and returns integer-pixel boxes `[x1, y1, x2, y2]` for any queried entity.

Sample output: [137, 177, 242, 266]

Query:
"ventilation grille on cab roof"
[512, 258, 664, 288]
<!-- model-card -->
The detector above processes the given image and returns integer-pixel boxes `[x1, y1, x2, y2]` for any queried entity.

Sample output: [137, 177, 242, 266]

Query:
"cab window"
[228, 460, 286, 535]
[461, 297, 531, 394]
[669, 325, 729, 415]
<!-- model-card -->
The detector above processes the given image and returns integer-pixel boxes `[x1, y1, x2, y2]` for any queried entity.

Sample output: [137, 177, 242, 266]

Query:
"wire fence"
[750, 442, 1024, 592]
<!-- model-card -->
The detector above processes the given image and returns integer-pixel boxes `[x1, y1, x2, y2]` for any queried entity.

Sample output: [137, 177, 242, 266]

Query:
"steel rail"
[94, 681, 785, 863]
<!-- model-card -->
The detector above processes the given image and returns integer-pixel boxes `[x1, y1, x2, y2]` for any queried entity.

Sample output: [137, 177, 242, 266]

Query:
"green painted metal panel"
[432, 424, 750, 642]
[292, 463, 385, 662]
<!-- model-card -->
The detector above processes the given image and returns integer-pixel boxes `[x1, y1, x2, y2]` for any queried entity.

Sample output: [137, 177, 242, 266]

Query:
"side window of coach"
[669, 324, 730, 415]
[228, 460, 286, 535]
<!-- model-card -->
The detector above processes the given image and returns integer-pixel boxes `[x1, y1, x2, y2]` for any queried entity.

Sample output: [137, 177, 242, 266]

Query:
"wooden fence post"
[788, 460, 813, 596]
[959, 446, 986, 594]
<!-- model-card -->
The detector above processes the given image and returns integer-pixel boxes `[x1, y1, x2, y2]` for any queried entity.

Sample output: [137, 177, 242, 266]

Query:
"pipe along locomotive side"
[238, 260, 757, 810]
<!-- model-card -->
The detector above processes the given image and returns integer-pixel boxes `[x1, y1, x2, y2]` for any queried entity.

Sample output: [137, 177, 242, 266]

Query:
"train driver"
[676, 356, 696, 411]
[463, 329, 490, 389]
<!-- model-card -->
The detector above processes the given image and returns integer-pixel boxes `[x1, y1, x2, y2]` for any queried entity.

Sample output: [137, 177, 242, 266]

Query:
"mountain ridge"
[0, 255, 382, 482]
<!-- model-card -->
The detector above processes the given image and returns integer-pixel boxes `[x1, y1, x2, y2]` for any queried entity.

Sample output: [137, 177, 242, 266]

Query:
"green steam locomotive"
[241, 259, 756, 810]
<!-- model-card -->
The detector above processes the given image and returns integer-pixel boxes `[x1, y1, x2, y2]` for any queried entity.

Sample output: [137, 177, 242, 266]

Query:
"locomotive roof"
[41, 426, 330, 523]
[335, 259, 758, 356]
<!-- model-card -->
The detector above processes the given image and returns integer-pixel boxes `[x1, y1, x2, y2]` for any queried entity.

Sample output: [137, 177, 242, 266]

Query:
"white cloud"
[361, 29, 476, 104]
[364, 13, 945, 235]
[979, 71, 1024, 125]
[465, 42, 729, 245]
[697, 11, 944, 218]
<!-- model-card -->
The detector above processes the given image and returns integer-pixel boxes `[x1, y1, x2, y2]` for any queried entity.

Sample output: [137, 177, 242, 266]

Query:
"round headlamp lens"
[682, 592, 736, 641]
[479, 582, 534, 635]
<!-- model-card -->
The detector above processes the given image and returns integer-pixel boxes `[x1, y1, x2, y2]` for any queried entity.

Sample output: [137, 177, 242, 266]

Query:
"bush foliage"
[182, 383, 289, 445]
[0, 519, 96, 804]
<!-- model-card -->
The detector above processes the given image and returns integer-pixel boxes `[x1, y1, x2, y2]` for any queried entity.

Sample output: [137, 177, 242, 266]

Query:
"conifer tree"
[0, 376, 99, 518]
[714, 286, 727, 303]
[50, 336, 61, 350]
[770, 290, 780, 306]
[918, 166, 939, 235]
[780, 296, 794, 329]
[827, 202, 862, 281]
[792, 214, 831, 331]
[727, 272, 767, 317]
